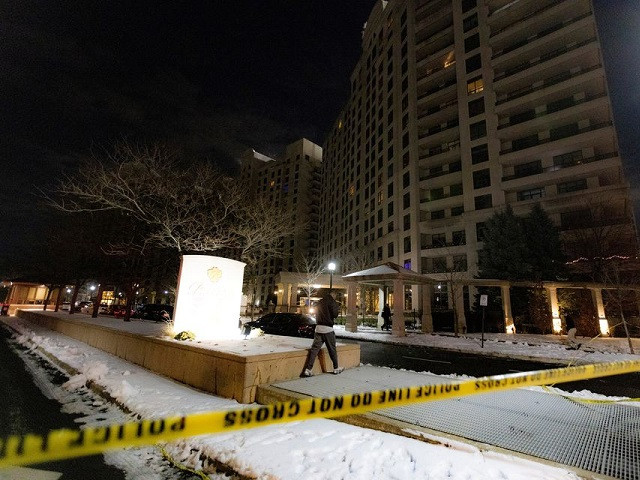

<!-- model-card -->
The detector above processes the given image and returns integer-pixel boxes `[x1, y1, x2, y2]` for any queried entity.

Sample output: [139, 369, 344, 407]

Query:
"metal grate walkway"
[274, 366, 640, 480]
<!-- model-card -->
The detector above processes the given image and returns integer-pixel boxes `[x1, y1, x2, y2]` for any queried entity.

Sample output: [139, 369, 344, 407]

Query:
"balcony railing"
[490, 1, 568, 37]
[422, 240, 466, 249]
[419, 119, 459, 139]
[500, 122, 613, 155]
[494, 37, 597, 82]
[421, 140, 460, 158]
[496, 64, 601, 105]
[417, 78, 457, 102]
[492, 12, 591, 59]
[498, 93, 606, 130]
[501, 151, 618, 181]
[419, 98, 458, 119]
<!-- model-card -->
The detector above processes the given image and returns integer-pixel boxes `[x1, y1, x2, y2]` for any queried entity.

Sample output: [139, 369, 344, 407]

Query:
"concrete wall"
[14, 310, 360, 403]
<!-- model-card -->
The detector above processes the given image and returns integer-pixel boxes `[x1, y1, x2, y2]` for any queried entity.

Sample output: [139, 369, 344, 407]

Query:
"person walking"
[381, 303, 392, 331]
[301, 291, 344, 377]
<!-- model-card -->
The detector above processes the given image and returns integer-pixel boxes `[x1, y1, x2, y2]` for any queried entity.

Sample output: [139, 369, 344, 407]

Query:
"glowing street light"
[328, 262, 336, 290]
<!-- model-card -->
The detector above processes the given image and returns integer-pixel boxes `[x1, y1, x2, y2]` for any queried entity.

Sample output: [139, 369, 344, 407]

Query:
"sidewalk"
[3, 312, 640, 479]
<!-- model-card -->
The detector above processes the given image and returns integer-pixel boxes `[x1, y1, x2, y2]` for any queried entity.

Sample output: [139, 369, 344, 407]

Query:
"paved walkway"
[267, 366, 640, 480]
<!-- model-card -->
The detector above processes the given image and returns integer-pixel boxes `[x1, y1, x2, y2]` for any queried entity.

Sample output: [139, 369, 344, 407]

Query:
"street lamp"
[328, 262, 336, 290]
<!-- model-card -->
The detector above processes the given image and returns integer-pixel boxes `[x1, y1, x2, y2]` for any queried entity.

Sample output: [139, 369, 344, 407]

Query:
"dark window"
[517, 187, 545, 201]
[432, 233, 446, 247]
[388, 221, 394, 233]
[387, 201, 394, 216]
[470, 120, 487, 140]
[510, 109, 535, 125]
[377, 246, 383, 260]
[453, 255, 467, 272]
[388, 182, 393, 196]
[378, 209, 383, 222]
[514, 160, 542, 177]
[431, 210, 445, 220]
[431, 187, 444, 200]
[451, 205, 464, 216]
[512, 134, 538, 151]
[449, 160, 462, 172]
[450, 183, 463, 196]
[404, 236, 411, 253]
[547, 96, 575, 114]
[550, 123, 579, 141]
[558, 179, 588, 194]
[465, 54, 481, 74]
[402, 132, 409, 147]
[388, 242, 394, 257]
[403, 192, 410, 209]
[468, 98, 485, 117]
[473, 169, 491, 189]
[403, 151, 410, 167]
[432, 257, 447, 273]
[464, 33, 480, 52]
[452, 230, 466, 245]
[388, 163, 394, 177]
[471, 144, 489, 164]
[463, 13, 478, 32]
[553, 150, 583, 167]
[462, 0, 477, 13]
[403, 171, 410, 188]
[403, 213, 411, 230]
[476, 221, 486, 241]
[474, 194, 492, 210]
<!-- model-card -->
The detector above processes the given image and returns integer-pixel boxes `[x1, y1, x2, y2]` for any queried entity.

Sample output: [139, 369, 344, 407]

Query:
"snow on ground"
[334, 324, 640, 364]
[1, 315, 592, 480]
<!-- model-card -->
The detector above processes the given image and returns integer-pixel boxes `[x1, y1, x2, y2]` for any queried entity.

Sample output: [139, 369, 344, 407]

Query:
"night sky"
[1, 0, 639, 268]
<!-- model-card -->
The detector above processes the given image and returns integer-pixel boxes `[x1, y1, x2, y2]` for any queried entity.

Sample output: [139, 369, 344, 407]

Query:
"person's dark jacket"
[316, 294, 339, 327]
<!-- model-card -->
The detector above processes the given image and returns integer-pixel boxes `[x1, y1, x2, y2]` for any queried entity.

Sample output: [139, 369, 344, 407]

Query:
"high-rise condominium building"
[319, 0, 635, 306]
[240, 138, 323, 307]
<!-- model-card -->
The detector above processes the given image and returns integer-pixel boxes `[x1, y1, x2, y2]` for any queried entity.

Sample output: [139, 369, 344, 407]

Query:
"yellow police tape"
[1, 359, 639, 468]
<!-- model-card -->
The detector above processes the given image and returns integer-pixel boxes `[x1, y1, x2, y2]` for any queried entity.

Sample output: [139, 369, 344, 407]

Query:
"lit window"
[467, 76, 483, 95]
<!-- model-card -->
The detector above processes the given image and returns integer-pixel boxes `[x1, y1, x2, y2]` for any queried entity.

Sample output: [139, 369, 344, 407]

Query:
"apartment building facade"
[239, 138, 323, 307]
[319, 0, 636, 311]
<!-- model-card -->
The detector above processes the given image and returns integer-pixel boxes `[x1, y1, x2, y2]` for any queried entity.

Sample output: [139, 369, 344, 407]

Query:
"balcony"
[488, 0, 567, 37]
[495, 64, 601, 106]
[416, 27, 454, 62]
[502, 152, 618, 183]
[494, 37, 597, 82]
[500, 121, 613, 155]
[419, 118, 459, 140]
[419, 140, 460, 160]
[493, 12, 592, 60]
[498, 93, 606, 130]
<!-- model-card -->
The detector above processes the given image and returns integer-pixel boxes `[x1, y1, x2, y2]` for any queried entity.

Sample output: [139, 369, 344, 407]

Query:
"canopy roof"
[342, 262, 430, 286]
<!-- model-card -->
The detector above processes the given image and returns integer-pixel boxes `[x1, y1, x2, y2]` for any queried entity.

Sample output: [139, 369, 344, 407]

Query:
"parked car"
[75, 301, 93, 313]
[113, 305, 136, 319]
[133, 304, 174, 322]
[243, 313, 316, 338]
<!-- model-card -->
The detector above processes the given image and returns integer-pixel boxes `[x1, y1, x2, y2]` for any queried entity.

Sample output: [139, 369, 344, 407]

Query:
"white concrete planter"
[173, 255, 246, 340]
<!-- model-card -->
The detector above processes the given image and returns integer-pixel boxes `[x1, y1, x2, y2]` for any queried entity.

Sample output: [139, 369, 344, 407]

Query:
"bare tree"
[562, 198, 639, 352]
[48, 142, 299, 265]
[294, 255, 325, 314]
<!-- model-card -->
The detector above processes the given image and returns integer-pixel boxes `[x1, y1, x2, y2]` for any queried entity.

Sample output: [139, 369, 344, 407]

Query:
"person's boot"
[301, 369, 313, 377]
[333, 367, 344, 374]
